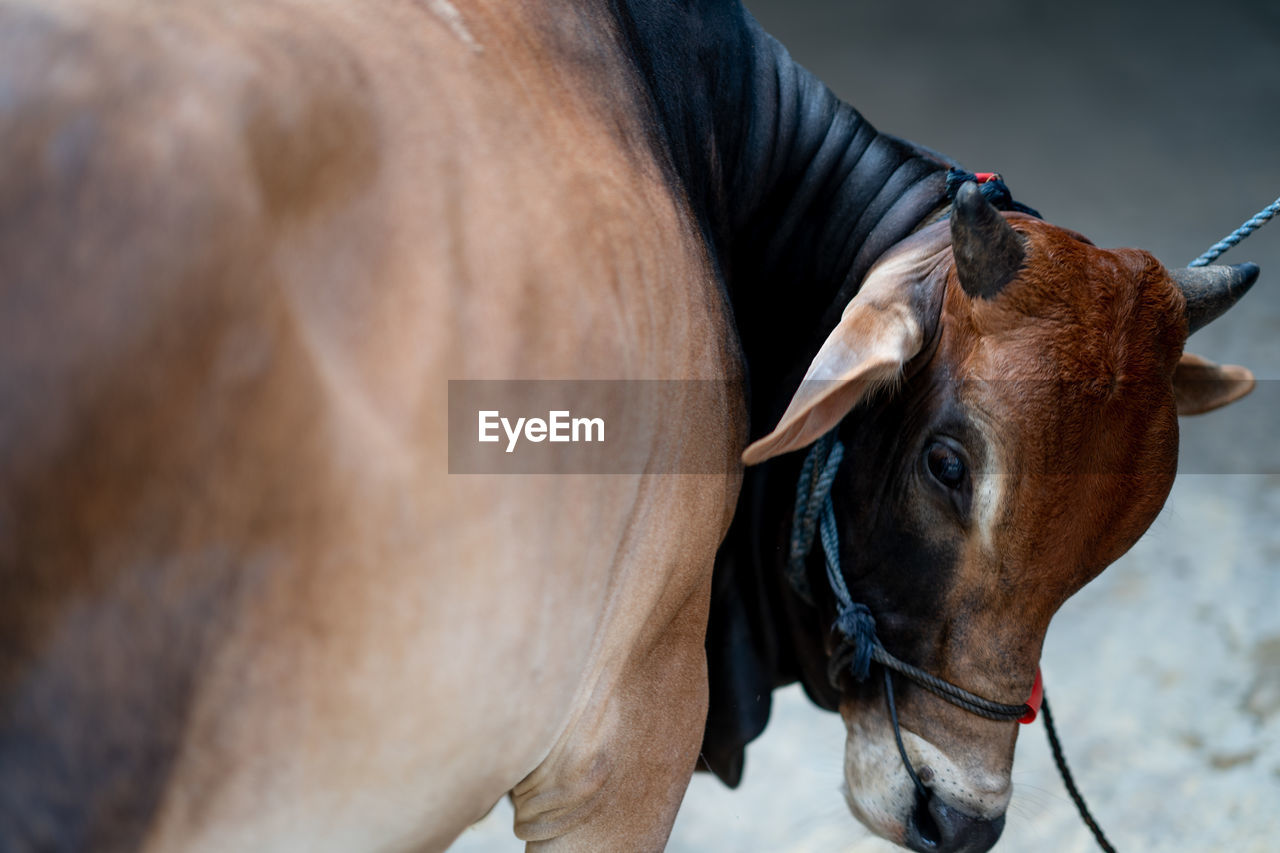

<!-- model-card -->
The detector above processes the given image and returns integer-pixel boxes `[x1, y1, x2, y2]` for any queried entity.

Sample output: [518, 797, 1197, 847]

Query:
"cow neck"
[617, 4, 962, 778]
[611, 0, 949, 431]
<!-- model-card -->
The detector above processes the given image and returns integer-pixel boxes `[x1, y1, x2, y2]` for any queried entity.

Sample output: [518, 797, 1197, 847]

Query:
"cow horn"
[950, 181, 1026, 299]
[1169, 262, 1259, 335]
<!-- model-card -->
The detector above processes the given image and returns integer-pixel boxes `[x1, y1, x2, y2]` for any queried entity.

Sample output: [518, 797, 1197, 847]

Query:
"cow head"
[741, 184, 1257, 852]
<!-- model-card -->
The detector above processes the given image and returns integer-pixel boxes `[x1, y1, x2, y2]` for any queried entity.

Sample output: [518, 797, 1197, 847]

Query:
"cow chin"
[839, 702, 1011, 853]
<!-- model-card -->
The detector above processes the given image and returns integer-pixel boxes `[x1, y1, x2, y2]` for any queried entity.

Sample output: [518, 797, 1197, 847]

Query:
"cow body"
[2, 1, 746, 850]
[1, 2, 1260, 852]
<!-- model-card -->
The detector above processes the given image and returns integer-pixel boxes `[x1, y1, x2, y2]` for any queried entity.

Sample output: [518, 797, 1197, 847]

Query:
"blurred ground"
[453, 1, 1280, 850]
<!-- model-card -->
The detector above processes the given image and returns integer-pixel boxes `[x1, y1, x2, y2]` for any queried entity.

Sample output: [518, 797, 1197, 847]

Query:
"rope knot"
[945, 167, 1041, 219]
[829, 602, 878, 684]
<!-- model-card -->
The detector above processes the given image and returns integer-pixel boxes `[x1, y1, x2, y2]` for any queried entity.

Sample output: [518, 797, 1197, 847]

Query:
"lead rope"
[790, 432, 1113, 851]
[1041, 696, 1117, 853]
[883, 667, 930, 803]
[1189, 195, 1280, 266]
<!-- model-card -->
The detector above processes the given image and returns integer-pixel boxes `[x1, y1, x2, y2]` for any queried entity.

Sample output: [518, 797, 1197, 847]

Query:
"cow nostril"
[930, 799, 1005, 853]
[904, 793, 1004, 853]
[907, 793, 942, 850]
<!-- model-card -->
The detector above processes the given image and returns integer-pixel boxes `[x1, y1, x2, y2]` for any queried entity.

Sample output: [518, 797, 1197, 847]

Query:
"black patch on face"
[822, 375, 970, 695]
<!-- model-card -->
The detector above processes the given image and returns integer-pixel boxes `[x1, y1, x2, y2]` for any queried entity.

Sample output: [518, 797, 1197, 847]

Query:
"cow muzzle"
[905, 797, 1005, 853]
[841, 702, 1012, 853]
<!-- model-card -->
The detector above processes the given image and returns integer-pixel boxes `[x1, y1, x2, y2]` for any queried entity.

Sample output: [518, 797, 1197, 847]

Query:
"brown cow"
[705, 189, 1254, 851]
[0, 1, 1257, 852]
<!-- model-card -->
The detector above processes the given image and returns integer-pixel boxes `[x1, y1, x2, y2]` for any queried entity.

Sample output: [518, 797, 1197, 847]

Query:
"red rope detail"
[1019, 666, 1044, 724]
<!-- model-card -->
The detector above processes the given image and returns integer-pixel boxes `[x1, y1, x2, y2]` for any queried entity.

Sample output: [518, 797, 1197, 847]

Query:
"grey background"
[456, 1, 1280, 850]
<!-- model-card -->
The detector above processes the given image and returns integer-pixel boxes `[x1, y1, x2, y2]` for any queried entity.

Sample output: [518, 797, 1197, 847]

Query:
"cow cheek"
[839, 700, 916, 843]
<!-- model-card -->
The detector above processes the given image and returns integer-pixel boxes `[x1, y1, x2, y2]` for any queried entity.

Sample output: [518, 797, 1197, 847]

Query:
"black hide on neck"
[609, 0, 962, 785]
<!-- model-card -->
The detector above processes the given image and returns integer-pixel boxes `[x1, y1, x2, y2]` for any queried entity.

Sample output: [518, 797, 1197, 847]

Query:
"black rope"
[1041, 695, 1117, 853]
[881, 644, 1117, 851]
[945, 167, 1042, 218]
[884, 668, 930, 803]
[872, 645, 1030, 722]
[828, 635, 1029, 720]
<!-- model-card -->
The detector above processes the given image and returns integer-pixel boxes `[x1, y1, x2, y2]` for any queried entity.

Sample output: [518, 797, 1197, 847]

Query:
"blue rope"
[788, 433, 878, 681]
[786, 437, 827, 604]
[1189, 195, 1280, 267]
[788, 433, 925, 801]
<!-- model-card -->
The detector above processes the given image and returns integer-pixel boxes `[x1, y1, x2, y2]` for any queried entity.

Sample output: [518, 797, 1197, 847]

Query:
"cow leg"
[509, 589, 710, 852]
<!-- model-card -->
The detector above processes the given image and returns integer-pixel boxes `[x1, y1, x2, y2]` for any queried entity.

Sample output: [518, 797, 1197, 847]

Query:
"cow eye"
[925, 440, 967, 490]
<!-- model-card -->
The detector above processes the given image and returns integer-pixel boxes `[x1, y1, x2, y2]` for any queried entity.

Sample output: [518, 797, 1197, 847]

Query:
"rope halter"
[788, 431, 1042, 802]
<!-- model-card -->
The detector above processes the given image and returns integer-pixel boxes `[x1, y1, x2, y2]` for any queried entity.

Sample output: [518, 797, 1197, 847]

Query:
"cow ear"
[1173, 352, 1255, 415]
[741, 230, 950, 465]
[740, 306, 921, 465]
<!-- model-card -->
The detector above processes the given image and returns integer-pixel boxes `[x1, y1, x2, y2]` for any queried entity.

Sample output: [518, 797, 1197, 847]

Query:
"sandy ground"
[452, 1, 1280, 850]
